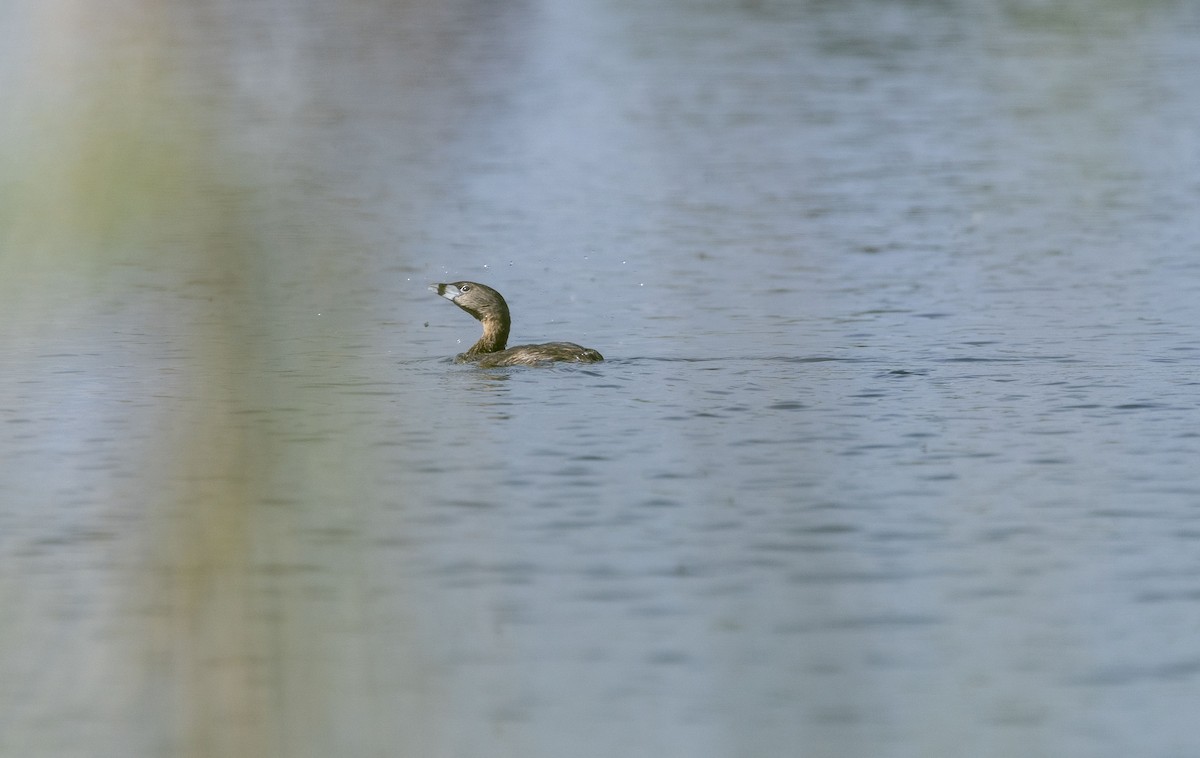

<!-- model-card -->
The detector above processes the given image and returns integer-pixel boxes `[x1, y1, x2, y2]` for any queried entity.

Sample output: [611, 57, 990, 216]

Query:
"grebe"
[430, 281, 603, 367]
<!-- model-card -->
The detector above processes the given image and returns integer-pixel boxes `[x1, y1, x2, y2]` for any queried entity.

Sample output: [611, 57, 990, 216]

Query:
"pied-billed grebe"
[430, 281, 604, 367]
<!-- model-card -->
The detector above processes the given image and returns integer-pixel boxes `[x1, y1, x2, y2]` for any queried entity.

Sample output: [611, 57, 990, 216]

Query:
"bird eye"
[460, 284, 471, 292]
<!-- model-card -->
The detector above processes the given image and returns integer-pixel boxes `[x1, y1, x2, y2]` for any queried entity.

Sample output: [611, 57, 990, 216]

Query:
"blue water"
[4, 1, 1200, 756]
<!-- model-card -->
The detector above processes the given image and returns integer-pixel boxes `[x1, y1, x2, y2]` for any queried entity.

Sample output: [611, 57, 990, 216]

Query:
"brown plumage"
[430, 281, 604, 367]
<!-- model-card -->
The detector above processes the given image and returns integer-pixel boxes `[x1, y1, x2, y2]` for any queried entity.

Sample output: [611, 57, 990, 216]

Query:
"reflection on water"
[5, 1, 1200, 756]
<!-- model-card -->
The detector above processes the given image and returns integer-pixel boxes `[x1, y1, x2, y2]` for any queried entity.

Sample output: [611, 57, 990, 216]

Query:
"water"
[4, 1, 1200, 756]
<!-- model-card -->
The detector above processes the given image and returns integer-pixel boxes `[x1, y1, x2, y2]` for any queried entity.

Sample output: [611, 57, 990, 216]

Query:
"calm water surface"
[4, 1, 1200, 756]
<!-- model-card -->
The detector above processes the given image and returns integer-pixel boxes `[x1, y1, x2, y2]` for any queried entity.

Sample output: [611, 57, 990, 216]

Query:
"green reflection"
[2, 6, 369, 757]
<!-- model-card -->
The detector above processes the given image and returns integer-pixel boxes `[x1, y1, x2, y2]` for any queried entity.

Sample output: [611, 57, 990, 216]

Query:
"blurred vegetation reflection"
[3, 3, 374, 757]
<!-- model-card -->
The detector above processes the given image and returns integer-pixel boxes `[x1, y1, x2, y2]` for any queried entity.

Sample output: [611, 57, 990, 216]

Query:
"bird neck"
[465, 316, 509, 355]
